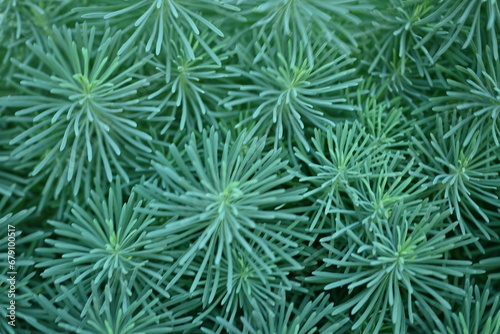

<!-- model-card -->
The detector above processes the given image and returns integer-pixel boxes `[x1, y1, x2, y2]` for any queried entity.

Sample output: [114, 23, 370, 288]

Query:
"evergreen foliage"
[0, 0, 499, 333]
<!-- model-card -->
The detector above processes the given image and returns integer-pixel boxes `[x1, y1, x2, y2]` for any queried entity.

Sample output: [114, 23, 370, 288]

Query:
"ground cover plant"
[1, 0, 500, 333]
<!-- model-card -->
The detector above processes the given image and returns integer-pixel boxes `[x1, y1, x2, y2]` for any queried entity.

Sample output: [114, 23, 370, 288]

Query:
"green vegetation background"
[1, 0, 500, 333]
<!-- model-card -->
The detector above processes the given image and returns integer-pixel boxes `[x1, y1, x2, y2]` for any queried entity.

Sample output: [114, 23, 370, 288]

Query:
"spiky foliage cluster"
[433, 46, 500, 145]
[33, 180, 199, 332]
[78, 0, 235, 59]
[36, 180, 173, 295]
[212, 291, 349, 334]
[0, 204, 48, 334]
[136, 128, 310, 329]
[1, 0, 500, 333]
[147, 30, 232, 132]
[223, 32, 361, 150]
[0, 0, 71, 84]
[426, 0, 500, 61]
[240, 0, 373, 59]
[308, 202, 479, 333]
[412, 278, 500, 334]
[1, 24, 157, 206]
[411, 113, 500, 241]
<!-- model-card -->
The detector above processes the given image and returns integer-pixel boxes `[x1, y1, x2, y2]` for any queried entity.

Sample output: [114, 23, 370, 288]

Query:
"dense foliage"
[1, 0, 499, 333]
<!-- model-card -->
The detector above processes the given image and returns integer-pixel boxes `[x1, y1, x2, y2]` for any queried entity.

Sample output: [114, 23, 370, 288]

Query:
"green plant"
[423, 0, 500, 61]
[36, 179, 172, 301]
[80, 0, 234, 58]
[1, 1, 500, 333]
[433, 46, 500, 146]
[212, 291, 349, 334]
[411, 113, 500, 240]
[413, 278, 500, 334]
[146, 29, 232, 132]
[137, 128, 309, 304]
[295, 121, 382, 231]
[0, 207, 47, 334]
[34, 281, 199, 333]
[223, 33, 360, 150]
[308, 202, 480, 333]
[1, 24, 156, 201]
[243, 0, 373, 58]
